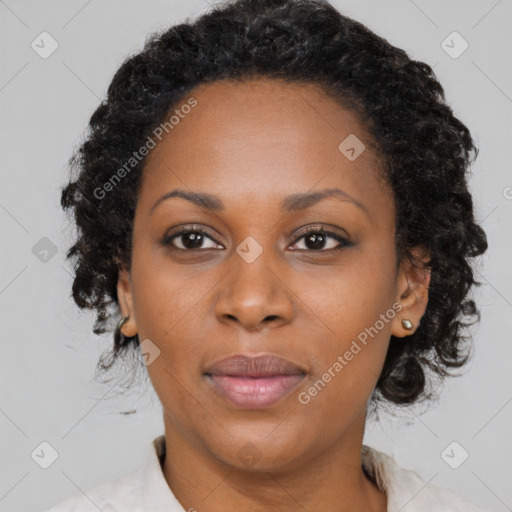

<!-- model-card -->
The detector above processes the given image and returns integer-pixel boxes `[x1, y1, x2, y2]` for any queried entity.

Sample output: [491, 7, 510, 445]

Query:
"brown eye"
[163, 229, 223, 250]
[290, 228, 351, 252]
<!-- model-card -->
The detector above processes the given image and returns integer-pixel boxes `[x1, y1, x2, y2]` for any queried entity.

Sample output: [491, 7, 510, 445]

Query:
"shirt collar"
[132, 435, 186, 511]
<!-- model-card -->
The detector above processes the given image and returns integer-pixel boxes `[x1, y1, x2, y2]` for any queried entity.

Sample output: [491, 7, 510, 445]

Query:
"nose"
[214, 255, 295, 332]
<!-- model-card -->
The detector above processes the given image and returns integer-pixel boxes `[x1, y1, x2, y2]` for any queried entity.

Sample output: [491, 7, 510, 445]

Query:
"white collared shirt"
[43, 435, 490, 511]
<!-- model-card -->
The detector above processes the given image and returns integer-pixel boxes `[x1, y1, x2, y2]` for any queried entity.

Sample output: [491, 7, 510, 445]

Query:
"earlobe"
[116, 268, 138, 337]
[391, 247, 431, 338]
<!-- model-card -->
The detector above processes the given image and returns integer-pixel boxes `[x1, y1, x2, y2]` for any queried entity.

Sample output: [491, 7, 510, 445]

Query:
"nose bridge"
[215, 238, 294, 330]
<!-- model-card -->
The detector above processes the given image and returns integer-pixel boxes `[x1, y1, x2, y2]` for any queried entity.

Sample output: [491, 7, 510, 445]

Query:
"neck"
[161, 412, 387, 512]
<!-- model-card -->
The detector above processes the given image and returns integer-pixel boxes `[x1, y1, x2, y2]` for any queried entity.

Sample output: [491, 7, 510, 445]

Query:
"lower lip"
[207, 374, 305, 409]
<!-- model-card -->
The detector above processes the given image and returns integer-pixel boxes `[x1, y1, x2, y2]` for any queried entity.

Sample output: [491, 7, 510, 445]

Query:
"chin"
[204, 429, 313, 474]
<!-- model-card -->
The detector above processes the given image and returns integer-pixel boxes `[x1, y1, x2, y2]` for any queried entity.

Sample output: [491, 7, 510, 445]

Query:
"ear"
[391, 246, 431, 338]
[116, 267, 138, 337]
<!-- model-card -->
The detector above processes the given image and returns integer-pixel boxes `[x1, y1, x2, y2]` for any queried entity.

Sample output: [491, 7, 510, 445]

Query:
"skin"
[117, 78, 431, 512]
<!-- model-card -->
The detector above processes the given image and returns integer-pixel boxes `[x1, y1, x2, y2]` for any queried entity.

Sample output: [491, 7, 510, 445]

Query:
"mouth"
[204, 354, 307, 409]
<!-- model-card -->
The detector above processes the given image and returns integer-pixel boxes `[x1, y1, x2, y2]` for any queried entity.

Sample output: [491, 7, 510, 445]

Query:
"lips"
[204, 354, 306, 409]
[205, 354, 306, 377]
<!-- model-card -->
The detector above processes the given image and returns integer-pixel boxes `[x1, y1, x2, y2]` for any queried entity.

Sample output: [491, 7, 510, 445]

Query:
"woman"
[48, 0, 490, 510]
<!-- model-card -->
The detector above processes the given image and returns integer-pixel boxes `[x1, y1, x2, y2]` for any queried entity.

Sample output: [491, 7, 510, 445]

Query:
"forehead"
[138, 77, 392, 221]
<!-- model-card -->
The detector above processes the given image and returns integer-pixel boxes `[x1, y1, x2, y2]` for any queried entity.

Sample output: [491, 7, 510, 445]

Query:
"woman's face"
[118, 78, 429, 471]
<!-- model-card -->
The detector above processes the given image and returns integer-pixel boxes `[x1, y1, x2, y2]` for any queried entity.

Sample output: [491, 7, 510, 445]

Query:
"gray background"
[1, 0, 511, 510]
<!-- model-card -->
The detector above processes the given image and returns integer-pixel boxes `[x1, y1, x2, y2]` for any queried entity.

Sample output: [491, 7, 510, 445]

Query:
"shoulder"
[361, 445, 492, 512]
[42, 435, 174, 512]
[43, 469, 140, 512]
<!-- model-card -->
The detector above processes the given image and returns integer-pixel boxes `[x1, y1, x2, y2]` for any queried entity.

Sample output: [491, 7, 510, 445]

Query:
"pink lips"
[204, 354, 306, 409]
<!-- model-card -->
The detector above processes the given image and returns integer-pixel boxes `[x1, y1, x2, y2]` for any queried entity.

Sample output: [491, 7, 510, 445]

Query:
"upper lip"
[204, 354, 306, 377]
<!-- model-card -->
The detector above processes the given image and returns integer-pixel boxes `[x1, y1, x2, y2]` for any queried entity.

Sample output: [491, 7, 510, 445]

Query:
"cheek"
[129, 248, 224, 392]
[296, 291, 393, 417]
[131, 241, 206, 336]
[291, 247, 395, 399]
[132, 277, 208, 365]
[293, 246, 396, 344]
[129, 261, 210, 420]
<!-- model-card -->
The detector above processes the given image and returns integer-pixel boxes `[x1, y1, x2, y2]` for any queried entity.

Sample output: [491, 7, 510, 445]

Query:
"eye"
[162, 227, 223, 250]
[162, 225, 351, 252]
[289, 227, 351, 252]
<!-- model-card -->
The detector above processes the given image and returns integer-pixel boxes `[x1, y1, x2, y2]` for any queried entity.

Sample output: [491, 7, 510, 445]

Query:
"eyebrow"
[149, 187, 368, 217]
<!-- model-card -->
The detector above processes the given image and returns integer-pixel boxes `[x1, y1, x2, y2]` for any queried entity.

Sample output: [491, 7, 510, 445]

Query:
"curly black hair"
[61, 0, 488, 409]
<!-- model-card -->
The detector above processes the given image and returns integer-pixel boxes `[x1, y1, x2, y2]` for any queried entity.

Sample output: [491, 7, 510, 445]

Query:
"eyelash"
[162, 224, 351, 253]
